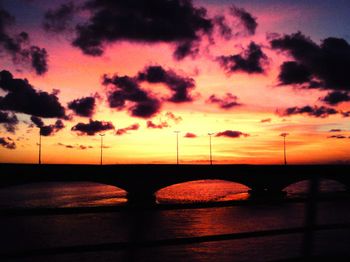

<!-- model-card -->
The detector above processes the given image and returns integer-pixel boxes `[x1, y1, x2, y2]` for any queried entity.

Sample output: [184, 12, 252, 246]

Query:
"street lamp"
[174, 131, 180, 164]
[38, 128, 42, 165]
[208, 133, 214, 165]
[99, 133, 105, 165]
[280, 133, 289, 165]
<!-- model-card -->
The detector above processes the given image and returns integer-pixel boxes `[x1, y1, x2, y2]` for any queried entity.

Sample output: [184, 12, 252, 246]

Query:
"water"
[0, 179, 349, 261]
[0, 179, 346, 208]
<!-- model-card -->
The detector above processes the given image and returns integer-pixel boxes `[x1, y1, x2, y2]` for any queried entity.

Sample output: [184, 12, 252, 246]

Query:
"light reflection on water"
[0, 179, 346, 208]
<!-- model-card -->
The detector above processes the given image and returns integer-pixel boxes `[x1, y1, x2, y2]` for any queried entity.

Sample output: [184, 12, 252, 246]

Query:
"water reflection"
[284, 179, 347, 198]
[0, 179, 347, 209]
[0, 182, 127, 208]
[157, 180, 250, 204]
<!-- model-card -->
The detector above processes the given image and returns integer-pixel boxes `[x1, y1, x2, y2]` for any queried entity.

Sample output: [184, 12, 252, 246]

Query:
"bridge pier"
[248, 188, 286, 200]
[127, 191, 156, 207]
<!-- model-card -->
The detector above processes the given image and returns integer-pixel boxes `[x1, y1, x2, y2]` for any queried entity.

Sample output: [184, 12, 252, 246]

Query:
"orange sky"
[0, 0, 349, 164]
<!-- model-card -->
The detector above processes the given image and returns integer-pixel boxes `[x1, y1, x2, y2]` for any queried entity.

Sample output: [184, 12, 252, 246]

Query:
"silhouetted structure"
[38, 128, 42, 165]
[99, 134, 105, 165]
[208, 133, 214, 165]
[1, 164, 349, 206]
[280, 133, 289, 165]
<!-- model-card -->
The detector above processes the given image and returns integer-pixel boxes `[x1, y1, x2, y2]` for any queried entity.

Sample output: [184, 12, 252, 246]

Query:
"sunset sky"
[1, 0, 350, 164]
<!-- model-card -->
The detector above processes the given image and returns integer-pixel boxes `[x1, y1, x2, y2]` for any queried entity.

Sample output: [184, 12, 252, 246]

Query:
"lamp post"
[174, 131, 180, 165]
[99, 134, 105, 165]
[208, 133, 214, 165]
[38, 128, 42, 165]
[280, 133, 289, 165]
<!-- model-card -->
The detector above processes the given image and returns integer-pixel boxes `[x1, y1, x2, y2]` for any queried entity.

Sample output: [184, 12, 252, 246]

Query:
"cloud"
[320, 91, 350, 105]
[165, 111, 182, 124]
[341, 111, 350, 117]
[116, 123, 140, 135]
[0, 7, 48, 75]
[0, 111, 18, 133]
[71, 0, 213, 59]
[230, 5, 257, 35]
[146, 120, 169, 129]
[43, 2, 76, 33]
[58, 142, 93, 150]
[30, 116, 65, 136]
[29, 46, 48, 75]
[270, 32, 350, 91]
[0, 70, 66, 118]
[213, 15, 233, 40]
[0, 136, 16, 149]
[68, 96, 96, 117]
[277, 61, 312, 85]
[329, 129, 342, 132]
[71, 119, 115, 135]
[260, 118, 271, 123]
[138, 65, 195, 103]
[206, 93, 241, 109]
[278, 105, 338, 118]
[215, 130, 249, 138]
[217, 42, 267, 74]
[327, 135, 347, 139]
[184, 132, 197, 138]
[103, 74, 161, 118]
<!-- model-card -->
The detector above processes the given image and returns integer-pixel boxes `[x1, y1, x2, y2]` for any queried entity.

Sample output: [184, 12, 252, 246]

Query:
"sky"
[0, 0, 350, 164]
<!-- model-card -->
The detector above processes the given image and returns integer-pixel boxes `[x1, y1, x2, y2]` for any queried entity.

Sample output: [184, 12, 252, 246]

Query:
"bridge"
[0, 164, 349, 205]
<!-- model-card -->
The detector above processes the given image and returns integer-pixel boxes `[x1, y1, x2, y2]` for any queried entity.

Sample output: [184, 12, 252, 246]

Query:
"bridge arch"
[155, 179, 251, 204]
[0, 181, 127, 208]
[281, 178, 348, 194]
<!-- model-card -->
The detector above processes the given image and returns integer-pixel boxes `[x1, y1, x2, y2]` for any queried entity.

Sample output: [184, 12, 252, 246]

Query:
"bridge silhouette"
[0, 164, 349, 205]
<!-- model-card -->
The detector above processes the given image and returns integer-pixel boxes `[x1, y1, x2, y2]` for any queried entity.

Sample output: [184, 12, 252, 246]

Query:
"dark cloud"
[278, 105, 338, 118]
[0, 7, 48, 75]
[72, 0, 213, 59]
[138, 65, 195, 103]
[213, 15, 232, 40]
[116, 123, 139, 135]
[103, 74, 161, 118]
[29, 46, 48, 75]
[30, 116, 65, 136]
[146, 120, 169, 129]
[173, 40, 200, 60]
[230, 5, 257, 35]
[260, 118, 271, 123]
[341, 111, 350, 117]
[71, 119, 115, 136]
[0, 70, 66, 118]
[0, 136, 16, 149]
[218, 42, 267, 74]
[206, 92, 241, 109]
[270, 32, 350, 91]
[68, 96, 96, 117]
[58, 142, 93, 150]
[329, 129, 342, 132]
[184, 132, 197, 138]
[0, 110, 18, 132]
[327, 135, 347, 139]
[215, 130, 249, 138]
[43, 2, 76, 33]
[277, 61, 312, 85]
[320, 91, 350, 105]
